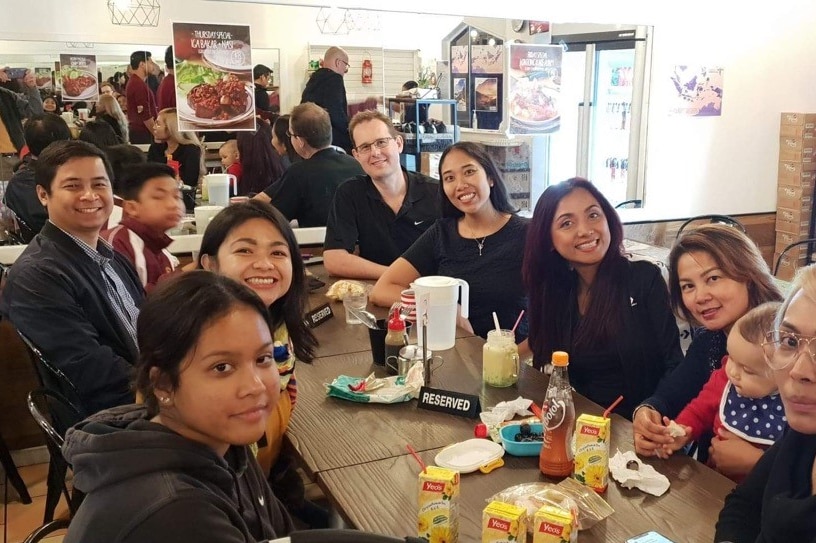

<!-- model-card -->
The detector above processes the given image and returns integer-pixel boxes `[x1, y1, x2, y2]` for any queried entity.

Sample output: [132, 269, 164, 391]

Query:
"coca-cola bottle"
[539, 351, 576, 477]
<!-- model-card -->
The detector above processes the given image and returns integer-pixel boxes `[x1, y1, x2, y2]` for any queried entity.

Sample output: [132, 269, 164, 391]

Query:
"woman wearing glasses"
[715, 264, 816, 543]
[371, 141, 528, 341]
[633, 225, 782, 461]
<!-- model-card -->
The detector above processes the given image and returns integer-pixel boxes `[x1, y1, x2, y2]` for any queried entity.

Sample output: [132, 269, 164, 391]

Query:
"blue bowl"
[499, 423, 544, 456]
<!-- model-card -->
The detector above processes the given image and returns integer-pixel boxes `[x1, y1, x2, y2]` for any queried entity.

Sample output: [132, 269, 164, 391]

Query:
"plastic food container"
[434, 439, 504, 473]
[500, 423, 544, 456]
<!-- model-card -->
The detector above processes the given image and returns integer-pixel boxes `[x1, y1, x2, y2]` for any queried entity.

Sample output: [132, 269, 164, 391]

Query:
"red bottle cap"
[387, 308, 405, 332]
[474, 423, 488, 438]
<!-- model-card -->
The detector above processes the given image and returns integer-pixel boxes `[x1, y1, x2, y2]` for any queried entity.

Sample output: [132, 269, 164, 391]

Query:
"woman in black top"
[93, 94, 128, 143]
[147, 107, 203, 211]
[715, 264, 816, 543]
[522, 178, 683, 417]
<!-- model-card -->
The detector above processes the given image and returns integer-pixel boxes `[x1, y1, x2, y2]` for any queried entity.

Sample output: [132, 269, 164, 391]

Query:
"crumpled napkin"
[609, 449, 670, 496]
[325, 361, 424, 404]
[480, 397, 535, 441]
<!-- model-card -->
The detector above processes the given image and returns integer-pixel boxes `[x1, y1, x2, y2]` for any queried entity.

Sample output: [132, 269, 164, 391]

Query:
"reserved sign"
[418, 386, 481, 418]
[304, 303, 333, 328]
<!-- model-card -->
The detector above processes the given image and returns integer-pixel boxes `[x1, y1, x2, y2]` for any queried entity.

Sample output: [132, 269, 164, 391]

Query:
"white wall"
[3, 0, 816, 216]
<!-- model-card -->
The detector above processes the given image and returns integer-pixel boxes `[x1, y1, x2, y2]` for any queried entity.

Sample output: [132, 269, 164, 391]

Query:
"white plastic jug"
[411, 276, 469, 351]
[205, 174, 237, 207]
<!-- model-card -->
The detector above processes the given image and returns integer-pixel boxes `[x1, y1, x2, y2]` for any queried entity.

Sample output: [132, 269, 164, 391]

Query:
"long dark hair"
[135, 271, 271, 417]
[237, 122, 285, 195]
[197, 201, 316, 363]
[273, 114, 298, 163]
[522, 178, 626, 367]
[437, 141, 516, 218]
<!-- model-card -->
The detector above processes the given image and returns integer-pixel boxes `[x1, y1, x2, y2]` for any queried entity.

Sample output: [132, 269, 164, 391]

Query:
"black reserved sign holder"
[304, 303, 333, 329]
[417, 386, 481, 418]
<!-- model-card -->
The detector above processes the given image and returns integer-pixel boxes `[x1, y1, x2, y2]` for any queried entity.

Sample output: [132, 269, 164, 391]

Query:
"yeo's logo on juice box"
[422, 481, 444, 493]
[487, 517, 511, 532]
[539, 521, 564, 536]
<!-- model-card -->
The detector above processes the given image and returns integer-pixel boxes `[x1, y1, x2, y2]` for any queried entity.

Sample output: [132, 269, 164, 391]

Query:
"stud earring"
[159, 396, 170, 404]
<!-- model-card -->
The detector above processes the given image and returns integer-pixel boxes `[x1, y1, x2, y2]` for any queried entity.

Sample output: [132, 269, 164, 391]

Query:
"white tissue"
[480, 397, 534, 424]
[609, 449, 670, 497]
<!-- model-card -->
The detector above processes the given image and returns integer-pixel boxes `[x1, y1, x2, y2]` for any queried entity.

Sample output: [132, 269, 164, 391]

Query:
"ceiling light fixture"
[107, 0, 160, 27]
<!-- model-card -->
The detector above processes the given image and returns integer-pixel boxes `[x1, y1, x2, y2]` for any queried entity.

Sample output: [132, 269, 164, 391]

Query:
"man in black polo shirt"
[324, 110, 440, 279]
[255, 102, 363, 227]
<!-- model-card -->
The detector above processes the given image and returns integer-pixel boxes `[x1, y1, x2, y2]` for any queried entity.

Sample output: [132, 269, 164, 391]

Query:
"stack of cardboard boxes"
[775, 112, 816, 281]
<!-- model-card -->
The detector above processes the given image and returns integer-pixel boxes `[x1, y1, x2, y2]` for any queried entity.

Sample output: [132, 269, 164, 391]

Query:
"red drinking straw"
[510, 310, 525, 334]
[603, 395, 624, 419]
[407, 444, 427, 473]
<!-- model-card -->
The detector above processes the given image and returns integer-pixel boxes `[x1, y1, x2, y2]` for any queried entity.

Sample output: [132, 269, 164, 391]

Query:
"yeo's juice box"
[482, 500, 527, 543]
[418, 466, 459, 543]
[573, 413, 611, 492]
[533, 505, 574, 543]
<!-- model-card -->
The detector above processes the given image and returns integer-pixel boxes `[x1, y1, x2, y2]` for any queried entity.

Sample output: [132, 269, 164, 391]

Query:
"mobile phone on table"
[4, 67, 28, 79]
[626, 532, 676, 543]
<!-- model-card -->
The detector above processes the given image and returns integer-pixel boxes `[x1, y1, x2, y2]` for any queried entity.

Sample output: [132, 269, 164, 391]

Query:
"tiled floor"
[2, 463, 68, 543]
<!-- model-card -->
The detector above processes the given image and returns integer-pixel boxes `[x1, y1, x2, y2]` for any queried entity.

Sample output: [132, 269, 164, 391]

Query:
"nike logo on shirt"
[414, 220, 424, 226]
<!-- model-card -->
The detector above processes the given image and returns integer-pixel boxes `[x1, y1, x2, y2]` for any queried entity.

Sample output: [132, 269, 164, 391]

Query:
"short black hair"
[23, 113, 71, 157]
[78, 120, 120, 151]
[164, 45, 174, 69]
[402, 80, 419, 91]
[253, 64, 272, 80]
[104, 144, 147, 194]
[118, 162, 176, 201]
[35, 140, 113, 195]
[130, 51, 151, 70]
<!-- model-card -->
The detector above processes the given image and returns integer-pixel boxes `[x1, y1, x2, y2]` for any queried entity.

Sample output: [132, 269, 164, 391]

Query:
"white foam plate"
[434, 438, 504, 474]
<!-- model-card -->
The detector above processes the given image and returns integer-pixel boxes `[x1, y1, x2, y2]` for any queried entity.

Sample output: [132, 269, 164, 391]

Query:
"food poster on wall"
[669, 65, 724, 117]
[59, 54, 98, 102]
[172, 22, 256, 132]
[474, 77, 498, 112]
[507, 43, 561, 135]
[34, 67, 53, 91]
[451, 46, 469, 75]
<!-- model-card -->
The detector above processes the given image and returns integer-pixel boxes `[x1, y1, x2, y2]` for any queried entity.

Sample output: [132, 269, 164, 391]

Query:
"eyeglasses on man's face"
[353, 137, 395, 155]
[762, 330, 816, 370]
[286, 130, 298, 139]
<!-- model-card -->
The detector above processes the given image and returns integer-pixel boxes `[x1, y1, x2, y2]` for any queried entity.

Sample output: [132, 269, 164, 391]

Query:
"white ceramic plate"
[61, 71, 98, 101]
[177, 85, 254, 128]
[202, 41, 252, 73]
[434, 438, 504, 474]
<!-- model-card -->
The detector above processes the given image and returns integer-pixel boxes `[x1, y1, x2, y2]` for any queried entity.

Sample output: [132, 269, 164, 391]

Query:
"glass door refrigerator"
[548, 27, 651, 207]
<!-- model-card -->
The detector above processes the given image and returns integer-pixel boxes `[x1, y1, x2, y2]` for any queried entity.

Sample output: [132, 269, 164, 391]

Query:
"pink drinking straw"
[407, 444, 427, 473]
[510, 310, 525, 334]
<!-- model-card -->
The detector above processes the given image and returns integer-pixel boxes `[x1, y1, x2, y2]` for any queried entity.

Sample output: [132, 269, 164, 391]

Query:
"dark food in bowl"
[187, 74, 248, 120]
[514, 423, 543, 442]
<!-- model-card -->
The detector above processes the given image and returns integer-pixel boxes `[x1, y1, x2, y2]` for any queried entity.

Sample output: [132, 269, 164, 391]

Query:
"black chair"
[22, 519, 70, 543]
[27, 389, 84, 523]
[675, 214, 746, 239]
[17, 330, 87, 420]
[615, 199, 643, 209]
[774, 238, 816, 276]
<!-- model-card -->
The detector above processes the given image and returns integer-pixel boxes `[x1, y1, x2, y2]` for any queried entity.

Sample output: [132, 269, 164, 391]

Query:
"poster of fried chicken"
[59, 54, 98, 102]
[172, 22, 256, 131]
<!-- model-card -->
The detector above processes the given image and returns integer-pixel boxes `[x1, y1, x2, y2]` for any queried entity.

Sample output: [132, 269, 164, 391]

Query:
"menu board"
[507, 44, 562, 135]
[34, 67, 53, 91]
[172, 22, 256, 132]
[59, 54, 98, 102]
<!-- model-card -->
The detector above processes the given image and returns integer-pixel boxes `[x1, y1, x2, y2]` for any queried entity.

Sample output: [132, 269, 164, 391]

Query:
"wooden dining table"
[289, 266, 736, 542]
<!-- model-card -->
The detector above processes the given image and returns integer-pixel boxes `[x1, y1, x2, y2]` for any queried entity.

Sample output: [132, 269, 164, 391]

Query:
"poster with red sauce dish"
[172, 22, 256, 132]
[507, 44, 561, 135]
[59, 54, 98, 102]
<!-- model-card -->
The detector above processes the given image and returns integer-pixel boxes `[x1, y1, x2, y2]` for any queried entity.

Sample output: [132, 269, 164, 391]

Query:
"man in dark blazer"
[0, 140, 144, 415]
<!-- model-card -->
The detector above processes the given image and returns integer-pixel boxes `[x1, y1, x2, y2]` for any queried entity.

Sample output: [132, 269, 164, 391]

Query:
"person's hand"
[657, 416, 692, 456]
[23, 69, 36, 88]
[0, 68, 9, 83]
[633, 405, 673, 457]
[708, 429, 763, 478]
